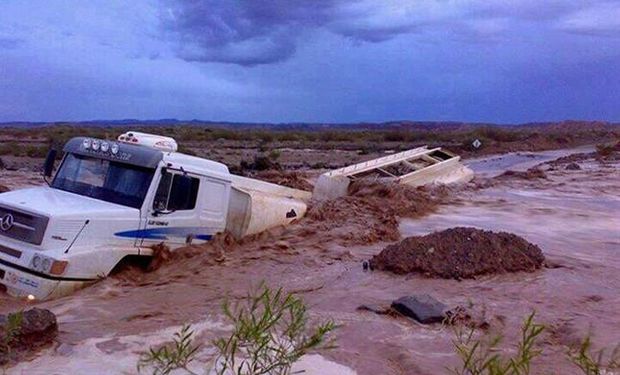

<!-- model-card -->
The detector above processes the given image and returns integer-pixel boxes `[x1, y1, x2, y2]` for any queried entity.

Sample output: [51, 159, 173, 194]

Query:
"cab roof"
[162, 152, 230, 178]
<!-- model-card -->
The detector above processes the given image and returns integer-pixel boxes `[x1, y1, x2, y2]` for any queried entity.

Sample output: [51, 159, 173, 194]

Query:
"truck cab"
[0, 132, 309, 300]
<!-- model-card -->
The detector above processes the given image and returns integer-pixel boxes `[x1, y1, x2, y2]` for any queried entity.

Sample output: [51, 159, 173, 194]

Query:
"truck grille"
[0, 205, 49, 246]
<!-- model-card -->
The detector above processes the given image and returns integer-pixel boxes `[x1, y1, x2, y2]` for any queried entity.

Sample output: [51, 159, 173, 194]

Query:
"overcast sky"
[1, 0, 619, 123]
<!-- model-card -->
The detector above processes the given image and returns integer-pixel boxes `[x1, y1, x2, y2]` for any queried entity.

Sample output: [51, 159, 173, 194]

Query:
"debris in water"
[370, 227, 545, 279]
[498, 167, 547, 180]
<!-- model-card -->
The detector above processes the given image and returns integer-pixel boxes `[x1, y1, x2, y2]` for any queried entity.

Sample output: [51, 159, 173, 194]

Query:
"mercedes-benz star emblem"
[0, 214, 14, 232]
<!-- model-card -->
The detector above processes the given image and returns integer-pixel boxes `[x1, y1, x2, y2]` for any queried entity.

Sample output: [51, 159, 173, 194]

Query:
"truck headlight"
[31, 254, 68, 275]
[32, 255, 42, 270]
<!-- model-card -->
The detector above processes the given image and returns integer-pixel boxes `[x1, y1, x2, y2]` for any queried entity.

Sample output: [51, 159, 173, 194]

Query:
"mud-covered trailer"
[313, 146, 474, 200]
[227, 175, 311, 239]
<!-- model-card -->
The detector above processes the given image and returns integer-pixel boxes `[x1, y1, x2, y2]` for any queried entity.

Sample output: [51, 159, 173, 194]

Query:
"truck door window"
[153, 171, 200, 212]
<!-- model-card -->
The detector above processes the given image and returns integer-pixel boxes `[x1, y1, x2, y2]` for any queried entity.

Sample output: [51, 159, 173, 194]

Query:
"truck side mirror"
[43, 149, 58, 178]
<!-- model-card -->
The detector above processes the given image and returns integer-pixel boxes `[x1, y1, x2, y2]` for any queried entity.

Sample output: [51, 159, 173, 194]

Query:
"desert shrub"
[137, 325, 199, 375]
[268, 150, 281, 161]
[595, 142, 619, 158]
[450, 312, 544, 375]
[137, 283, 337, 375]
[383, 131, 408, 142]
[177, 146, 197, 156]
[212, 283, 337, 375]
[0, 142, 19, 156]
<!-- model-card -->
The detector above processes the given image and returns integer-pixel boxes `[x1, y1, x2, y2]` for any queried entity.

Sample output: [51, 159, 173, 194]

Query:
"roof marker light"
[82, 138, 92, 149]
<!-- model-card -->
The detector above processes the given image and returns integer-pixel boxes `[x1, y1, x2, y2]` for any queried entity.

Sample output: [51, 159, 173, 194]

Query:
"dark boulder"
[391, 294, 448, 324]
[565, 162, 581, 170]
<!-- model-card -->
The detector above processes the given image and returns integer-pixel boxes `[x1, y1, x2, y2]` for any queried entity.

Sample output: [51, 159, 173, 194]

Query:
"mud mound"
[306, 181, 452, 245]
[370, 227, 545, 279]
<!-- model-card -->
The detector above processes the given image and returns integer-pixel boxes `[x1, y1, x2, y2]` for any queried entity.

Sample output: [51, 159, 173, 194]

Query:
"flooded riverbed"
[1, 147, 619, 374]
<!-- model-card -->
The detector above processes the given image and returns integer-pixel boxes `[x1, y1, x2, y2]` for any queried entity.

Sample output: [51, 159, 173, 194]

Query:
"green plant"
[137, 324, 201, 375]
[568, 335, 620, 375]
[450, 312, 544, 375]
[212, 283, 337, 375]
[137, 283, 337, 375]
[268, 150, 281, 161]
[1, 311, 23, 368]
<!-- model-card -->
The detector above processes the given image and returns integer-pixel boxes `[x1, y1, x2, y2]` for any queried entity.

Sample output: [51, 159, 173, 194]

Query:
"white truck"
[0, 132, 310, 300]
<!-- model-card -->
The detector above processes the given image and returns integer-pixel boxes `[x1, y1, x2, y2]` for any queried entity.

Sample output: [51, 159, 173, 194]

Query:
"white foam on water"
[8, 320, 357, 375]
[8, 320, 222, 375]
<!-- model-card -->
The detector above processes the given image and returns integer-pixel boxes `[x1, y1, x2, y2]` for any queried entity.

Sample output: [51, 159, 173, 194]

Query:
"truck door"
[139, 169, 204, 249]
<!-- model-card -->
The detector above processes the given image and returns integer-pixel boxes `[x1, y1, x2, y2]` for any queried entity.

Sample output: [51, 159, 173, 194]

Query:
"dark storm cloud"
[160, 0, 340, 65]
[2, 0, 620, 123]
[160, 0, 616, 66]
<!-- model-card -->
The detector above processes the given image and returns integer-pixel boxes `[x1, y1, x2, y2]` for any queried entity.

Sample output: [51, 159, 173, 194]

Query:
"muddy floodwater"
[1, 147, 619, 374]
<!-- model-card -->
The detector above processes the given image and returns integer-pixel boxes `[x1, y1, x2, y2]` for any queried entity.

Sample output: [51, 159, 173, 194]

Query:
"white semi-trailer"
[0, 132, 310, 300]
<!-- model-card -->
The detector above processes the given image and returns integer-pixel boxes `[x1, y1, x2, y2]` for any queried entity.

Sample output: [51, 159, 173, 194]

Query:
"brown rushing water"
[1, 147, 619, 374]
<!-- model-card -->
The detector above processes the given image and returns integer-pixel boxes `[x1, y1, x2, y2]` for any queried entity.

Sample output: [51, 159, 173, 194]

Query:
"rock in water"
[391, 294, 448, 324]
[565, 162, 581, 170]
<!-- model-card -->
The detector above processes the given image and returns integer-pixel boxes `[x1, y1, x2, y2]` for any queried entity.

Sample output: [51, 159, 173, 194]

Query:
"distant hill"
[0, 119, 618, 131]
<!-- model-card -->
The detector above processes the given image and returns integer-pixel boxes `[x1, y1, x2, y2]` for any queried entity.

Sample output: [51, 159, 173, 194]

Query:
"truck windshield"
[52, 153, 155, 209]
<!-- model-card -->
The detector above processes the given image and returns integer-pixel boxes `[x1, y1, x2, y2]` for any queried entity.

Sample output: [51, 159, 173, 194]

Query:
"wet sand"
[1, 147, 619, 374]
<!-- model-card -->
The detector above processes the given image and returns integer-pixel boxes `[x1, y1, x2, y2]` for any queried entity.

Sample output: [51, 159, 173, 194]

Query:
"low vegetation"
[0, 120, 617, 160]
[568, 335, 620, 375]
[449, 312, 620, 375]
[1, 311, 23, 370]
[450, 312, 545, 375]
[138, 283, 337, 375]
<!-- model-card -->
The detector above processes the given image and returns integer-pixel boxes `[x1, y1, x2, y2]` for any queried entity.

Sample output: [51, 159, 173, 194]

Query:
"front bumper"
[0, 259, 92, 300]
[0, 261, 59, 299]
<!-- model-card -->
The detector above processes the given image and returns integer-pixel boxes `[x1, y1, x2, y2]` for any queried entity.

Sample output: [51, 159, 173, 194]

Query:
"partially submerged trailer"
[313, 146, 473, 200]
